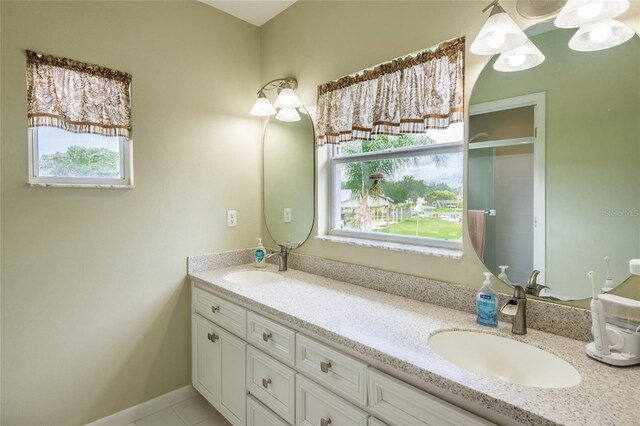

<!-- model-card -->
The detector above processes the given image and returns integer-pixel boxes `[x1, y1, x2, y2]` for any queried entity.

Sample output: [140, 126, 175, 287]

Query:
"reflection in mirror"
[263, 107, 315, 249]
[468, 21, 640, 300]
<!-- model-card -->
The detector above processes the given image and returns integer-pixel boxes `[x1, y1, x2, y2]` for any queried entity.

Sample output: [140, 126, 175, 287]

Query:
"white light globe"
[577, 1, 603, 20]
[494, 39, 545, 72]
[273, 88, 302, 109]
[275, 107, 301, 122]
[250, 96, 277, 116]
[569, 19, 634, 51]
[555, 0, 630, 28]
[470, 4, 528, 55]
[508, 53, 527, 67]
[589, 25, 613, 43]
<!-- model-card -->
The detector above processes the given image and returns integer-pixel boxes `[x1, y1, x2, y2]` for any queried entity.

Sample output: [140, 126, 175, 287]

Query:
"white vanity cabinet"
[192, 292, 247, 425]
[192, 283, 495, 426]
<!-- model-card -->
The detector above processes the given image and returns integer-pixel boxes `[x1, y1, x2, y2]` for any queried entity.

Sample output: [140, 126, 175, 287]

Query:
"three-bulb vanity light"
[471, 0, 634, 72]
[249, 77, 303, 122]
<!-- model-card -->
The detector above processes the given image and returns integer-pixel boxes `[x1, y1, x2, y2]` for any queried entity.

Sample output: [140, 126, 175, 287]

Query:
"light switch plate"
[284, 207, 291, 223]
[227, 210, 237, 227]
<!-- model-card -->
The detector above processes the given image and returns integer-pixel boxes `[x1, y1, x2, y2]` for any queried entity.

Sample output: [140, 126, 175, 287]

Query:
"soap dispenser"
[476, 272, 498, 327]
[254, 238, 266, 268]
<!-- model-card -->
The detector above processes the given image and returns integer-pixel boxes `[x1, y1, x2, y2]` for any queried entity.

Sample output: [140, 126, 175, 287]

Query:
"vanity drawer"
[295, 334, 368, 407]
[367, 369, 493, 426]
[296, 375, 368, 426]
[193, 287, 246, 338]
[247, 311, 296, 366]
[247, 346, 296, 424]
[246, 394, 289, 426]
[369, 417, 389, 426]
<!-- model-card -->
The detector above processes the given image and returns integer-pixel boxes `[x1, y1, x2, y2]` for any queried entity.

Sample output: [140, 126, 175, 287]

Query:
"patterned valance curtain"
[316, 37, 464, 147]
[26, 50, 132, 138]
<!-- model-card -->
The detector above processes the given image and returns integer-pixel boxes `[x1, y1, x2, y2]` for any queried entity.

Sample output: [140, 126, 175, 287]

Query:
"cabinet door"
[296, 375, 369, 426]
[192, 314, 221, 407]
[218, 327, 247, 425]
[193, 314, 247, 426]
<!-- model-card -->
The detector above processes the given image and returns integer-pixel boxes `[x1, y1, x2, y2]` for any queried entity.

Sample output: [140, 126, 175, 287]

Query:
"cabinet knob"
[211, 306, 220, 314]
[207, 332, 219, 342]
[262, 378, 272, 388]
[320, 361, 332, 373]
[321, 418, 332, 426]
[262, 332, 272, 342]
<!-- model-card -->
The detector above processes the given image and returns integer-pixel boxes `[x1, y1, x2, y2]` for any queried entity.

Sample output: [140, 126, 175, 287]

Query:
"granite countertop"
[189, 264, 640, 426]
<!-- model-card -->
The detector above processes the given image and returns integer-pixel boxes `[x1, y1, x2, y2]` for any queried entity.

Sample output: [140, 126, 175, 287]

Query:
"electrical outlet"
[227, 210, 237, 227]
[284, 207, 292, 223]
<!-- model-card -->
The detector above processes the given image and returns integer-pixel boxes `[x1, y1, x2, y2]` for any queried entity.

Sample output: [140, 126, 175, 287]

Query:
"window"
[26, 50, 133, 188]
[330, 124, 463, 249]
[28, 127, 133, 187]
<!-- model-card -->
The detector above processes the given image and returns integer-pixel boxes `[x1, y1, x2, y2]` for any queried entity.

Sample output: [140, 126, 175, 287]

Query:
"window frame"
[27, 127, 134, 188]
[329, 139, 464, 250]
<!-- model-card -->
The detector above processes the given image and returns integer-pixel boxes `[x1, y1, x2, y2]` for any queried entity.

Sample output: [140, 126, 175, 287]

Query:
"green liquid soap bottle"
[254, 238, 266, 268]
[476, 272, 498, 327]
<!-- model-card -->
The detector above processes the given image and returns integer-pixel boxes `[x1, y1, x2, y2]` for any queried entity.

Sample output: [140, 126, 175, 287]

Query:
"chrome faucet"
[267, 244, 289, 271]
[525, 270, 549, 296]
[500, 285, 527, 335]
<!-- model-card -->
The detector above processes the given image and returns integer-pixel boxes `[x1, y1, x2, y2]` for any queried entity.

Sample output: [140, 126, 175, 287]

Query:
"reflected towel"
[468, 210, 486, 260]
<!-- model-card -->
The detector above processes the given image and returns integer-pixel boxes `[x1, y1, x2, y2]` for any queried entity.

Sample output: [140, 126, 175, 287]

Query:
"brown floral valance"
[316, 37, 464, 147]
[26, 50, 132, 138]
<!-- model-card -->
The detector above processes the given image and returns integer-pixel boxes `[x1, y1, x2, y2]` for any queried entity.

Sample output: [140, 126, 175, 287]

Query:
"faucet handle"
[512, 285, 527, 299]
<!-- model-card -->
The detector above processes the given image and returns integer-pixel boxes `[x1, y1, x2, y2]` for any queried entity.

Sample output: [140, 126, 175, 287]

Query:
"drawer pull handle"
[320, 361, 332, 373]
[262, 378, 272, 388]
[211, 306, 220, 313]
[262, 332, 272, 342]
[207, 333, 219, 342]
[321, 418, 332, 426]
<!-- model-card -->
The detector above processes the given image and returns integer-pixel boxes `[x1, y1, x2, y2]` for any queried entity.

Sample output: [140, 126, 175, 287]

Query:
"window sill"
[314, 234, 463, 259]
[30, 183, 134, 189]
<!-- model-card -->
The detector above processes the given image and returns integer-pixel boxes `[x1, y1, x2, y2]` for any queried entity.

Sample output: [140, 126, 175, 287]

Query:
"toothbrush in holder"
[589, 271, 610, 356]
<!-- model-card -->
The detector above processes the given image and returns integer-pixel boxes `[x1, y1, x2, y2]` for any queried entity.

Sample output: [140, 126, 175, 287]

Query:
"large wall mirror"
[468, 21, 640, 300]
[263, 108, 315, 249]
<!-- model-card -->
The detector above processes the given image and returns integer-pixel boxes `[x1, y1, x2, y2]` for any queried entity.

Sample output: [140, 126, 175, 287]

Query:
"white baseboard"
[87, 385, 198, 426]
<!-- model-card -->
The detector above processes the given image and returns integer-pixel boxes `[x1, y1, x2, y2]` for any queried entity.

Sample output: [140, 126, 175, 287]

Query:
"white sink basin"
[224, 270, 283, 285]
[429, 330, 581, 388]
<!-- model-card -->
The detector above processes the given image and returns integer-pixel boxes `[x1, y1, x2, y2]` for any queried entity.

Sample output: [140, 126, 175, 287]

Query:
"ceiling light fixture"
[568, 19, 634, 51]
[471, 0, 529, 55]
[250, 77, 302, 121]
[493, 39, 546, 72]
[554, 0, 630, 28]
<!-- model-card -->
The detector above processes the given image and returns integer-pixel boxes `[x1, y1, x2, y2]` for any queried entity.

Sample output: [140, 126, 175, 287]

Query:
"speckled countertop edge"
[189, 264, 640, 426]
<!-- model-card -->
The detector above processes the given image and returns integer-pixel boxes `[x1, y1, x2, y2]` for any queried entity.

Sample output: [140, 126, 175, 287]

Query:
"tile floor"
[128, 394, 231, 426]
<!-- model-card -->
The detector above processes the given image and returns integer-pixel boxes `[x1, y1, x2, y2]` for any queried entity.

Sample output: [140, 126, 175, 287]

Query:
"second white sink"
[429, 330, 581, 389]
[224, 270, 283, 285]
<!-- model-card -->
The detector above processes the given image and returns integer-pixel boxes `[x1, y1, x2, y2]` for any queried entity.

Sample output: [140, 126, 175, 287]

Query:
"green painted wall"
[1, 2, 261, 424]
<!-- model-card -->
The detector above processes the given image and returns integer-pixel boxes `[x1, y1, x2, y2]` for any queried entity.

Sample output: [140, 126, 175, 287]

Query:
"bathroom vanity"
[188, 252, 640, 426]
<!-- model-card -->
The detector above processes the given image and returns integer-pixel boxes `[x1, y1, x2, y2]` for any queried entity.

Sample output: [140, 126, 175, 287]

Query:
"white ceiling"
[199, 0, 297, 27]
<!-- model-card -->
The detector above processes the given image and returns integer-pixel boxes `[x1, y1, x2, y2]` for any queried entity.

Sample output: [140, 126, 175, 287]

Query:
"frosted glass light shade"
[250, 95, 277, 116]
[568, 19, 634, 51]
[554, 0, 630, 28]
[470, 5, 528, 55]
[275, 107, 301, 122]
[273, 88, 302, 109]
[494, 40, 546, 72]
